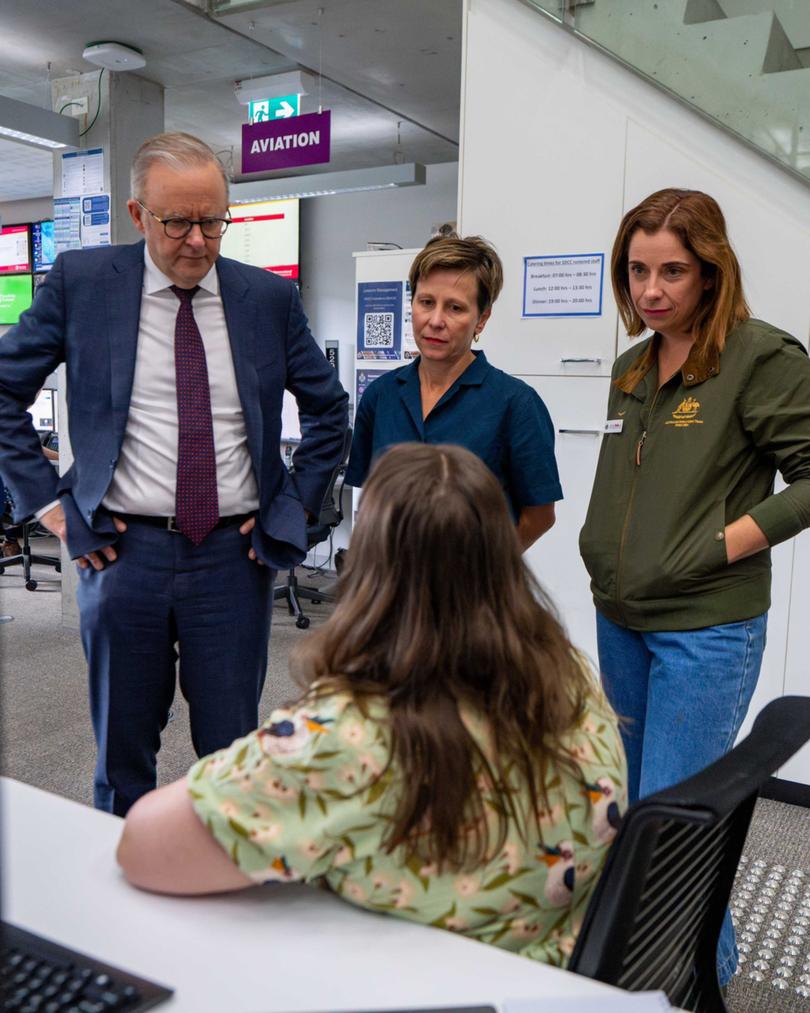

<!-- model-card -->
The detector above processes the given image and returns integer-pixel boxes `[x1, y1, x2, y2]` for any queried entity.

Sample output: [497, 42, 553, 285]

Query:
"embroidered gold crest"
[666, 396, 703, 428]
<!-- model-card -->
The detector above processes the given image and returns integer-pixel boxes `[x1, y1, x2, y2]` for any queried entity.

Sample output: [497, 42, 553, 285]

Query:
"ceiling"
[0, 0, 462, 202]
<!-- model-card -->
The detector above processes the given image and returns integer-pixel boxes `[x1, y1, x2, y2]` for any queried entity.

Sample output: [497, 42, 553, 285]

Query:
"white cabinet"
[459, 0, 626, 377]
[521, 376, 610, 662]
[733, 539, 791, 744]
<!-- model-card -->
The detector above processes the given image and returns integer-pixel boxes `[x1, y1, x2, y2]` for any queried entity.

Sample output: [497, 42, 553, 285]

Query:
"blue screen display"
[32, 220, 55, 272]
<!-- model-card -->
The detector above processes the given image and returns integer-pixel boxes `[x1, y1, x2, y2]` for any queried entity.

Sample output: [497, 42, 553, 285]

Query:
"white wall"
[299, 162, 458, 405]
[0, 196, 52, 226]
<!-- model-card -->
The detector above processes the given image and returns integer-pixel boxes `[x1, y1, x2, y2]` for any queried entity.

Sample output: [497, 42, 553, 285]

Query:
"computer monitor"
[31, 221, 56, 273]
[0, 274, 33, 324]
[0, 224, 31, 275]
[220, 198, 300, 280]
[31, 389, 55, 431]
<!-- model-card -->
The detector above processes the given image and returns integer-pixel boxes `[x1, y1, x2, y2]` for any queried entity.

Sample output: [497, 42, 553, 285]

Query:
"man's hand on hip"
[40, 504, 128, 571]
[239, 515, 265, 566]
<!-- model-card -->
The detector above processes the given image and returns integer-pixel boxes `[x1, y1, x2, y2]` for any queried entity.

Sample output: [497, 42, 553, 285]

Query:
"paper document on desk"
[505, 992, 670, 1011]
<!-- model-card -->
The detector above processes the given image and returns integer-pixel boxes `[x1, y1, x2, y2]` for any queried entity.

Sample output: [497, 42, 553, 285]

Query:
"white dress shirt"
[102, 248, 259, 517]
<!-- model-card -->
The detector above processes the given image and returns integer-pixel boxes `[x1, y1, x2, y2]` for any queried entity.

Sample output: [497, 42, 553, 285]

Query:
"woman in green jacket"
[579, 188, 810, 984]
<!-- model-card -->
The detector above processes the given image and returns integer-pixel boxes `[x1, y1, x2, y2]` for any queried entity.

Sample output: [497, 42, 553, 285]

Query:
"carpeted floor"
[3, 537, 810, 1012]
[726, 802, 810, 1011]
[0, 537, 331, 803]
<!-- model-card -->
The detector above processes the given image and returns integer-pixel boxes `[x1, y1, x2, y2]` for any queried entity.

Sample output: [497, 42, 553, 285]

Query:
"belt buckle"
[166, 516, 181, 533]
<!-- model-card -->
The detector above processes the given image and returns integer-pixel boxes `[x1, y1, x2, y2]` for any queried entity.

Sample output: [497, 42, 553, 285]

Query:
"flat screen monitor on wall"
[32, 220, 56, 272]
[0, 273, 33, 324]
[0, 224, 31, 275]
[220, 198, 300, 281]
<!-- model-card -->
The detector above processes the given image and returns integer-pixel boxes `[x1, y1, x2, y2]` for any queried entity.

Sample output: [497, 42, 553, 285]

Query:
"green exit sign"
[249, 95, 301, 122]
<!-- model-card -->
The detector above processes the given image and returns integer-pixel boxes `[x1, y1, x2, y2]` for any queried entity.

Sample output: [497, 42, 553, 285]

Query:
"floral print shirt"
[188, 688, 626, 967]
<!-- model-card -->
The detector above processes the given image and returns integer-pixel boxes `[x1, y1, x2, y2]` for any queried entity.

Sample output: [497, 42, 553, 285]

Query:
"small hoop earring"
[473, 332, 480, 343]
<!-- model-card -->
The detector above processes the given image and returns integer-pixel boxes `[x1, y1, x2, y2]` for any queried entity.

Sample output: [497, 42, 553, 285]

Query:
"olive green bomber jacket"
[579, 319, 810, 631]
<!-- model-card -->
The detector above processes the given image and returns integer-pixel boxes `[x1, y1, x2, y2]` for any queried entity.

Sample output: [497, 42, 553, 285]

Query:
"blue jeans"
[596, 611, 767, 986]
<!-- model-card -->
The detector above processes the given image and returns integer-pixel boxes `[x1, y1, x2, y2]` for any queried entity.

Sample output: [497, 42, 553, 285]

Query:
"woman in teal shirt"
[346, 234, 562, 551]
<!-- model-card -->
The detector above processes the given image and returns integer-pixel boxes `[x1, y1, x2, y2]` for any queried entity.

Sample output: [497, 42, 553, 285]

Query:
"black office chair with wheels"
[0, 518, 61, 591]
[274, 427, 352, 629]
[569, 695, 810, 1013]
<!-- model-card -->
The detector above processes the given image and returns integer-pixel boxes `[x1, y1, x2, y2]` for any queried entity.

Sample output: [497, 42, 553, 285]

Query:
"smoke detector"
[82, 41, 146, 71]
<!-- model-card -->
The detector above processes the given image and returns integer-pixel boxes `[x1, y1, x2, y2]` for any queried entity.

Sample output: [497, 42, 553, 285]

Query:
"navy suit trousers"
[77, 518, 273, 815]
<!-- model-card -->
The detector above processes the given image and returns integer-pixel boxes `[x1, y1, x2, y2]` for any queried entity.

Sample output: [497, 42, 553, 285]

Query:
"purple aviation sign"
[241, 110, 331, 174]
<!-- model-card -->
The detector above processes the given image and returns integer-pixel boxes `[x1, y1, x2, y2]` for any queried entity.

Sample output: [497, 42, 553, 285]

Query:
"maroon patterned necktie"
[171, 285, 219, 545]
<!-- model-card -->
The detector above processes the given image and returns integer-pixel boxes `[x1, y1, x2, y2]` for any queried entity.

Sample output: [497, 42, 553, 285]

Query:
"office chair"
[569, 695, 810, 1013]
[274, 427, 352, 629]
[0, 518, 61, 591]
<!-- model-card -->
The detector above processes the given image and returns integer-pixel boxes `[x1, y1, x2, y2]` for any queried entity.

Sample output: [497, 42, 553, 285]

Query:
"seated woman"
[345, 233, 562, 552]
[118, 443, 626, 967]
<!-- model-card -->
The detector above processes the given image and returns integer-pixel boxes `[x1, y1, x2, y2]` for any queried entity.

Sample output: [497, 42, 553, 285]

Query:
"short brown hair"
[130, 131, 229, 202]
[408, 233, 504, 314]
[294, 443, 593, 870]
[612, 188, 750, 391]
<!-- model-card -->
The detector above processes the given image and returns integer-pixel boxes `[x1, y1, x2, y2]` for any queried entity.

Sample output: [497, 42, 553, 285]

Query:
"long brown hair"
[294, 443, 592, 870]
[612, 188, 750, 391]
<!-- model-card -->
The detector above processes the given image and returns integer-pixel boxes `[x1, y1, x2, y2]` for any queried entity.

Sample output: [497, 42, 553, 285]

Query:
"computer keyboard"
[1, 922, 172, 1011]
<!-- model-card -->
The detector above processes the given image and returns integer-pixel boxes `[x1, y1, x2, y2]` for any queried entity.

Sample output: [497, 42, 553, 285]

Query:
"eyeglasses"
[135, 200, 231, 240]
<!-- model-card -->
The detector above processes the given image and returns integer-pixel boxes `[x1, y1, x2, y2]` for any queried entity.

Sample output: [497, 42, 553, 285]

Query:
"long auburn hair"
[612, 188, 750, 392]
[294, 443, 592, 870]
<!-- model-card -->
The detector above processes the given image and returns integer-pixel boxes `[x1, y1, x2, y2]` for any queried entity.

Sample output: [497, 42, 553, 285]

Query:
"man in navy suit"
[0, 133, 348, 815]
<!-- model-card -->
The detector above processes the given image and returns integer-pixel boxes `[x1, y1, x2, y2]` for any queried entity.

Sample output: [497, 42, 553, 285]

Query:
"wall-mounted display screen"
[0, 274, 33, 324]
[0, 225, 31, 275]
[32, 220, 56, 273]
[220, 198, 299, 280]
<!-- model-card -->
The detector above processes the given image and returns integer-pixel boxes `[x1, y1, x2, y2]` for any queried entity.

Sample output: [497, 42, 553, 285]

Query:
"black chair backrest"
[308, 426, 352, 542]
[569, 696, 810, 1013]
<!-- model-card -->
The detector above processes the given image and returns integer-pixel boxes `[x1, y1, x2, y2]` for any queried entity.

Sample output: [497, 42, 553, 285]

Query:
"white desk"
[2, 777, 624, 1013]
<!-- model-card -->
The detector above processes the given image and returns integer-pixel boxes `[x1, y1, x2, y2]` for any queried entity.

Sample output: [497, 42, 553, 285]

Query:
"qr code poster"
[356, 281, 402, 360]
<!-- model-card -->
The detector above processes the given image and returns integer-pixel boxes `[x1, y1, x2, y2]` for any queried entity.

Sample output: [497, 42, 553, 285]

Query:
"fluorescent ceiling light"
[0, 95, 80, 151]
[234, 71, 315, 105]
[231, 163, 426, 201]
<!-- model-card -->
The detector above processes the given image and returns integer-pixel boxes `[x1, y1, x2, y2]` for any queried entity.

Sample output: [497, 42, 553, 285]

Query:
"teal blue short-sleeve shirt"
[346, 351, 562, 518]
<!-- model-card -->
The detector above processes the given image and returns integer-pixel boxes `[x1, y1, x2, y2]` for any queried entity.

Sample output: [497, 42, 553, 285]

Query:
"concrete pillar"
[49, 70, 164, 627]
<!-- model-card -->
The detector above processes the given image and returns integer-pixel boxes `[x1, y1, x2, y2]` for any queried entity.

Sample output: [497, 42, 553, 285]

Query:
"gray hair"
[130, 131, 230, 201]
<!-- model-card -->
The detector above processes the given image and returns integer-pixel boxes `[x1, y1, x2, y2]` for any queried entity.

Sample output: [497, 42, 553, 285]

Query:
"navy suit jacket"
[0, 241, 348, 568]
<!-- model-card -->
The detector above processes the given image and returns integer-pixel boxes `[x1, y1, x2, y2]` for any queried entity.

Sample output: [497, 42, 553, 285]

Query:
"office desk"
[2, 777, 622, 1013]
